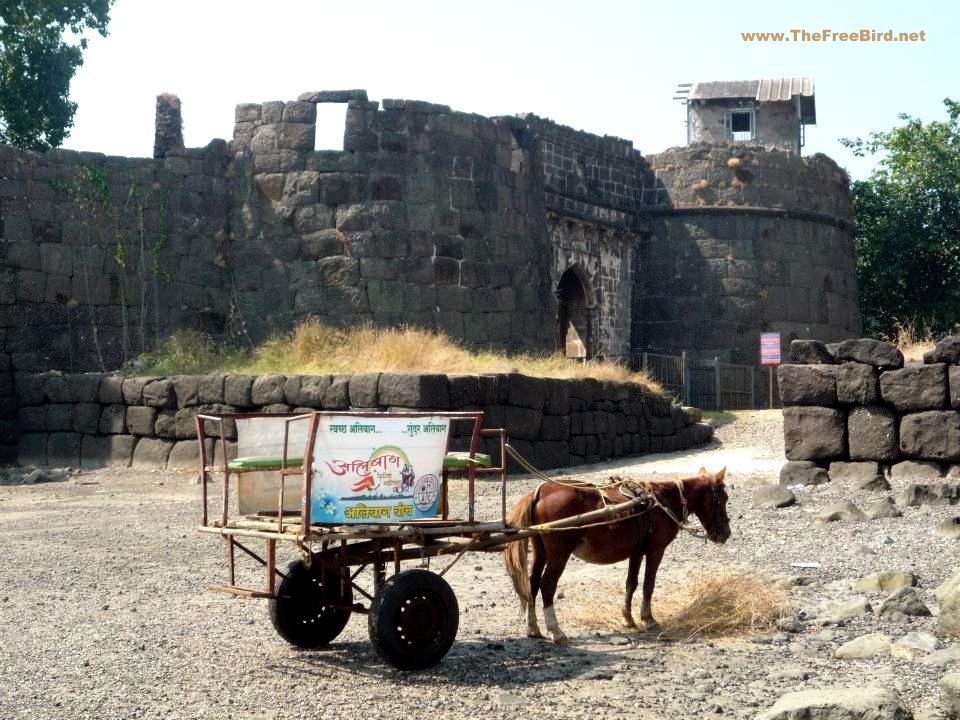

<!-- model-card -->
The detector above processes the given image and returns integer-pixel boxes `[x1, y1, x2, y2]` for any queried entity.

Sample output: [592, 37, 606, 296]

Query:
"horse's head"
[693, 467, 731, 544]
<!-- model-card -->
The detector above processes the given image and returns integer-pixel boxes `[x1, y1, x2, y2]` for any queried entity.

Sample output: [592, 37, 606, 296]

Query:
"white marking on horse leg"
[640, 599, 658, 630]
[622, 601, 636, 628]
[527, 604, 544, 638]
[544, 605, 569, 646]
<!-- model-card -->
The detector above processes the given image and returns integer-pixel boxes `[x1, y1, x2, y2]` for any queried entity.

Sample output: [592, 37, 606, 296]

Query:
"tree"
[841, 98, 960, 337]
[0, 1, 113, 151]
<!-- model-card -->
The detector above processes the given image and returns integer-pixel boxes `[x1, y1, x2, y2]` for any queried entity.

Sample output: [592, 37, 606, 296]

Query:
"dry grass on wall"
[136, 320, 661, 390]
[563, 568, 790, 642]
[884, 318, 936, 362]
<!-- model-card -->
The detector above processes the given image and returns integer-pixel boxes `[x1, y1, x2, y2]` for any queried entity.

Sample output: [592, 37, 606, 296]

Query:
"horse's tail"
[502, 492, 536, 612]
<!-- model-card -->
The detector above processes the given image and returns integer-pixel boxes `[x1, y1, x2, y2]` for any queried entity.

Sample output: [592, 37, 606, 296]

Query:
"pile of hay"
[567, 568, 790, 641]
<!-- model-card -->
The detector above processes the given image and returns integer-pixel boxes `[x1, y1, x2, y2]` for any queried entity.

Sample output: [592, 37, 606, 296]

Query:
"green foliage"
[0, 1, 114, 150]
[841, 99, 960, 336]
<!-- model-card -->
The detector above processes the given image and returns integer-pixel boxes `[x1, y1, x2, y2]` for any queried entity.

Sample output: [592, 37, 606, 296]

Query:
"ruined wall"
[14, 371, 713, 470]
[524, 116, 656, 359]
[228, 94, 556, 350]
[638, 144, 860, 375]
[778, 336, 960, 502]
[0, 142, 231, 460]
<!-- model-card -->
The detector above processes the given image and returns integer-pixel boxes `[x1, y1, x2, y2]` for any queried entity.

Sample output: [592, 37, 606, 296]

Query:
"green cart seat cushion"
[442, 452, 492, 469]
[228, 456, 304, 471]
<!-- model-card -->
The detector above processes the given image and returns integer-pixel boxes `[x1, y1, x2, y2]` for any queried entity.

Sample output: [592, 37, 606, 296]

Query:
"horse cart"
[195, 410, 652, 669]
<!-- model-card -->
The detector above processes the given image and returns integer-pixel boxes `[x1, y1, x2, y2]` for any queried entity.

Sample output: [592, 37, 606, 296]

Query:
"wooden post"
[768, 366, 774, 409]
[714, 357, 721, 411]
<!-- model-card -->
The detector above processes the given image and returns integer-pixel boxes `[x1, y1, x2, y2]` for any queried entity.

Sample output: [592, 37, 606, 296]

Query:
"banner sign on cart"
[310, 415, 451, 524]
[760, 333, 781, 365]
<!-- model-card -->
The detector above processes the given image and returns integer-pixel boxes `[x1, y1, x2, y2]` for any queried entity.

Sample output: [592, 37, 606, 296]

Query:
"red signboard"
[760, 333, 781, 365]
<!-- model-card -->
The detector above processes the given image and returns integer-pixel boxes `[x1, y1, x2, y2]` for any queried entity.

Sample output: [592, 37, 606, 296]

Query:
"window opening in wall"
[725, 110, 755, 142]
[315, 103, 347, 151]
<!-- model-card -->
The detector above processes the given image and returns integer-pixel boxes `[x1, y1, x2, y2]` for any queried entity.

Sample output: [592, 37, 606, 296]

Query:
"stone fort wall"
[640, 144, 860, 371]
[0, 91, 862, 460]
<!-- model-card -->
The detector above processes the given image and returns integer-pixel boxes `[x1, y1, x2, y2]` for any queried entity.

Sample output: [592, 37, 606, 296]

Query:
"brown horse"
[503, 468, 729, 645]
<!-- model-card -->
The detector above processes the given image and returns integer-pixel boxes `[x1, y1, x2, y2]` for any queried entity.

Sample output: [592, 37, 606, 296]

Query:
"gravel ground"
[1, 410, 956, 719]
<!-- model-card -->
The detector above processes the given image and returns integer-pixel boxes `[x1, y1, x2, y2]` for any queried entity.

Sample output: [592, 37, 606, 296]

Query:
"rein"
[505, 443, 722, 538]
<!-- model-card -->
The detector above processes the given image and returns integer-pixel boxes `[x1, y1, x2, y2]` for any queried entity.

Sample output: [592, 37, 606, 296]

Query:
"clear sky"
[63, 0, 955, 180]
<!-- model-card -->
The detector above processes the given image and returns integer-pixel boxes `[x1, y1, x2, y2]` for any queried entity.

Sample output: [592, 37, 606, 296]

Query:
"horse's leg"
[526, 537, 547, 639]
[639, 547, 665, 630]
[622, 550, 643, 628]
[539, 550, 573, 646]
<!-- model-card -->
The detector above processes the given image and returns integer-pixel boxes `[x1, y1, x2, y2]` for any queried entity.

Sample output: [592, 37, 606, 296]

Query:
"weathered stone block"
[99, 404, 127, 434]
[782, 406, 846, 460]
[299, 376, 331, 408]
[880, 363, 947, 411]
[379, 373, 449, 409]
[142, 378, 175, 408]
[789, 339, 835, 364]
[167, 439, 212, 469]
[122, 377, 150, 405]
[72, 402, 101, 434]
[174, 408, 199, 439]
[900, 411, 960, 461]
[197, 374, 225, 404]
[779, 460, 829, 486]
[224, 375, 254, 407]
[45, 404, 74, 431]
[16, 406, 45, 432]
[172, 376, 199, 407]
[320, 376, 350, 410]
[283, 376, 302, 406]
[828, 460, 879, 484]
[80, 434, 110, 469]
[99, 375, 124, 404]
[17, 432, 47, 465]
[890, 460, 943, 482]
[251, 375, 286, 406]
[154, 409, 177, 439]
[924, 334, 960, 365]
[317, 256, 359, 286]
[448, 375, 479, 409]
[507, 374, 547, 410]
[132, 438, 174, 468]
[348, 373, 380, 408]
[950, 367, 960, 410]
[47, 432, 81, 467]
[540, 415, 570, 441]
[848, 405, 898, 460]
[836, 363, 880, 405]
[834, 338, 903, 369]
[126, 406, 158, 436]
[777, 364, 837, 406]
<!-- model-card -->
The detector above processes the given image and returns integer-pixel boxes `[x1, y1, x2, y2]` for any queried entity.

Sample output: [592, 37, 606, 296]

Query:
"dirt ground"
[1, 410, 956, 719]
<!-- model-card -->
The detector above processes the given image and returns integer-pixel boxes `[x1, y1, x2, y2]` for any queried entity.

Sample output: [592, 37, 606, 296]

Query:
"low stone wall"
[778, 336, 960, 491]
[13, 372, 713, 470]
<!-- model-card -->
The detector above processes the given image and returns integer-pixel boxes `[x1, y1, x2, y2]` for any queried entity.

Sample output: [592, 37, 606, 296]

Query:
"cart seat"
[442, 452, 492, 469]
[227, 456, 304, 471]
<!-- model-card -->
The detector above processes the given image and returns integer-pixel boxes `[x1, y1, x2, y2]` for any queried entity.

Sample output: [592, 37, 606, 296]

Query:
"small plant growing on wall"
[50, 161, 173, 369]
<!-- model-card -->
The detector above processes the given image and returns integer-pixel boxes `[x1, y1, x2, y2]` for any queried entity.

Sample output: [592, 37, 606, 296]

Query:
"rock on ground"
[834, 632, 892, 659]
[757, 686, 912, 720]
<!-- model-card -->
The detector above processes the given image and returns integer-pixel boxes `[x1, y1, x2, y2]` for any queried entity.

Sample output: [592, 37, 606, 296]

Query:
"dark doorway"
[557, 268, 590, 358]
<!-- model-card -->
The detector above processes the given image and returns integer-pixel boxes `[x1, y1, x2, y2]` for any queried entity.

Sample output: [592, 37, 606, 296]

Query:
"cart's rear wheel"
[269, 560, 352, 649]
[368, 569, 459, 670]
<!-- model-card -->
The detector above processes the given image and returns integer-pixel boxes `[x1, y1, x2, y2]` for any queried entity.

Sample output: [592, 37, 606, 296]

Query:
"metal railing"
[633, 350, 755, 411]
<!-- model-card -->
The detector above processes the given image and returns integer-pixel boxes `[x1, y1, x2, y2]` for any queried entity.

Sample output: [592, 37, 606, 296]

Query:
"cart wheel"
[368, 569, 459, 670]
[269, 560, 352, 649]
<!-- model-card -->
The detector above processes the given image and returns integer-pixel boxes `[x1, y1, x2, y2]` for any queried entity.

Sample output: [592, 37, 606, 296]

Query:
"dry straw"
[566, 567, 790, 642]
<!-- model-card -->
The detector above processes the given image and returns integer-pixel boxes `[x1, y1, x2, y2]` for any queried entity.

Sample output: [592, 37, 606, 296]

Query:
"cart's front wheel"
[269, 560, 352, 649]
[368, 569, 459, 670]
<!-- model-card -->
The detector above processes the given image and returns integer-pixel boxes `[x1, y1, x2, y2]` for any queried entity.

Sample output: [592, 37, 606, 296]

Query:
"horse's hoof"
[622, 618, 637, 629]
[553, 635, 570, 646]
[527, 630, 545, 639]
[641, 621, 661, 633]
